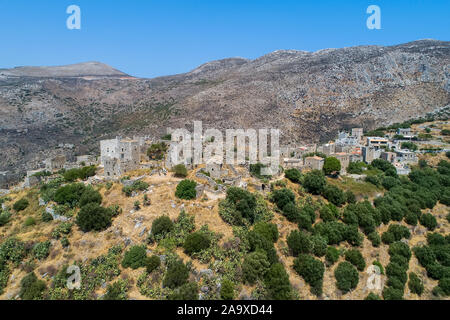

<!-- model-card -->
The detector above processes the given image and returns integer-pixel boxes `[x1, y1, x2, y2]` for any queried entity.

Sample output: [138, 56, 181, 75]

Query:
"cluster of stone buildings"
[282, 127, 421, 175]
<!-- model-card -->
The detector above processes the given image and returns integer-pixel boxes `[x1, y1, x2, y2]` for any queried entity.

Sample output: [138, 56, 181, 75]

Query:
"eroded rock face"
[0, 40, 449, 176]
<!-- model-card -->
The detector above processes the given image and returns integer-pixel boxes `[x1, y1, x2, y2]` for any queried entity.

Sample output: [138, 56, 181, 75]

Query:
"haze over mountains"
[0, 39, 449, 176]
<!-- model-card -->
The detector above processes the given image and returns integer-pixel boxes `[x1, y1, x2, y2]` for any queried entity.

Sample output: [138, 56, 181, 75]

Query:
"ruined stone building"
[100, 137, 140, 178]
[333, 152, 350, 173]
[362, 146, 381, 164]
[76, 155, 97, 166]
[351, 128, 364, 142]
[44, 155, 66, 172]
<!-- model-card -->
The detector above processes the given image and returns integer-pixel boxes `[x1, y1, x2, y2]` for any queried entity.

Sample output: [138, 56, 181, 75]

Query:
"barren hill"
[0, 39, 449, 175]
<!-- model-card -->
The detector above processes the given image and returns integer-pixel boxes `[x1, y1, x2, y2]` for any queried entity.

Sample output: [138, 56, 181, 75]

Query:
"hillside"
[0, 39, 449, 177]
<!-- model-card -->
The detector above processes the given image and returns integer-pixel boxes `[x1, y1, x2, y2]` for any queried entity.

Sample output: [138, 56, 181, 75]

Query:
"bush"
[41, 210, 53, 222]
[173, 164, 188, 178]
[419, 213, 437, 230]
[334, 261, 359, 293]
[175, 179, 197, 200]
[383, 286, 404, 300]
[287, 230, 312, 256]
[13, 198, 29, 212]
[365, 292, 381, 300]
[32, 241, 51, 260]
[408, 272, 424, 296]
[382, 176, 400, 190]
[24, 217, 36, 227]
[79, 187, 102, 207]
[345, 249, 366, 271]
[322, 185, 346, 207]
[319, 203, 339, 222]
[220, 187, 258, 225]
[281, 202, 301, 223]
[168, 282, 199, 300]
[365, 175, 380, 187]
[438, 277, 450, 296]
[151, 216, 174, 238]
[389, 242, 411, 260]
[183, 232, 211, 255]
[325, 246, 340, 265]
[242, 251, 270, 284]
[311, 235, 327, 257]
[271, 188, 295, 210]
[103, 280, 128, 300]
[163, 260, 189, 289]
[76, 203, 112, 232]
[0, 238, 26, 264]
[285, 168, 302, 183]
[122, 245, 147, 269]
[293, 254, 324, 296]
[0, 211, 11, 226]
[253, 222, 279, 243]
[345, 190, 356, 204]
[323, 157, 341, 175]
[368, 232, 381, 247]
[19, 272, 46, 300]
[54, 183, 86, 208]
[145, 255, 161, 273]
[381, 224, 411, 244]
[303, 170, 326, 195]
[264, 263, 292, 300]
[404, 212, 418, 226]
[220, 279, 235, 300]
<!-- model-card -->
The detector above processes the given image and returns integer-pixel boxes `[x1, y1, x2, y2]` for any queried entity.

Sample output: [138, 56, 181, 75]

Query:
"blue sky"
[0, 0, 448, 78]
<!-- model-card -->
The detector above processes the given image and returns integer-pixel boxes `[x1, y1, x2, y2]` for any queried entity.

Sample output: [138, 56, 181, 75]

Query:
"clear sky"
[0, 0, 448, 78]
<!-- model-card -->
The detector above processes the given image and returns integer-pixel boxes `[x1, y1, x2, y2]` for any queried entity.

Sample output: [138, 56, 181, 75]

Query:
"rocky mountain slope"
[0, 39, 449, 175]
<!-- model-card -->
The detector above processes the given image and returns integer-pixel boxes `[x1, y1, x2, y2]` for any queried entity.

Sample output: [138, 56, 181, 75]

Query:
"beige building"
[44, 155, 66, 172]
[100, 137, 140, 178]
[333, 152, 350, 173]
[304, 156, 324, 171]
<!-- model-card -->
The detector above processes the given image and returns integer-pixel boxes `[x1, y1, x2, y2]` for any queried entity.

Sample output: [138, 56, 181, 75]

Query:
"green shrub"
[311, 235, 327, 257]
[345, 190, 356, 204]
[382, 286, 404, 300]
[419, 213, 437, 230]
[253, 222, 279, 243]
[103, 280, 128, 300]
[76, 203, 112, 232]
[271, 188, 295, 210]
[79, 187, 102, 207]
[404, 212, 418, 226]
[0, 238, 26, 264]
[151, 216, 174, 238]
[293, 254, 324, 296]
[365, 292, 381, 300]
[344, 249, 366, 271]
[32, 241, 51, 260]
[163, 260, 189, 289]
[54, 183, 86, 208]
[41, 210, 53, 222]
[438, 277, 450, 296]
[13, 198, 29, 212]
[220, 279, 235, 300]
[220, 187, 258, 225]
[24, 217, 36, 227]
[0, 211, 11, 226]
[175, 179, 197, 200]
[389, 242, 411, 260]
[325, 246, 340, 265]
[122, 245, 147, 269]
[334, 261, 359, 293]
[122, 180, 149, 197]
[382, 224, 411, 244]
[145, 255, 161, 273]
[287, 230, 312, 256]
[322, 185, 345, 207]
[319, 203, 339, 222]
[173, 164, 188, 178]
[19, 272, 46, 300]
[242, 251, 270, 284]
[168, 282, 199, 300]
[323, 157, 341, 175]
[285, 168, 302, 183]
[51, 222, 73, 239]
[264, 263, 292, 300]
[303, 170, 326, 195]
[408, 272, 424, 296]
[368, 232, 381, 247]
[184, 232, 211, 255]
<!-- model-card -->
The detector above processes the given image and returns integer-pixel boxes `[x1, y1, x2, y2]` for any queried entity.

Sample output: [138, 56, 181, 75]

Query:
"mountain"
[0, 62, 130, 79]
[0, 39, 449, 176]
